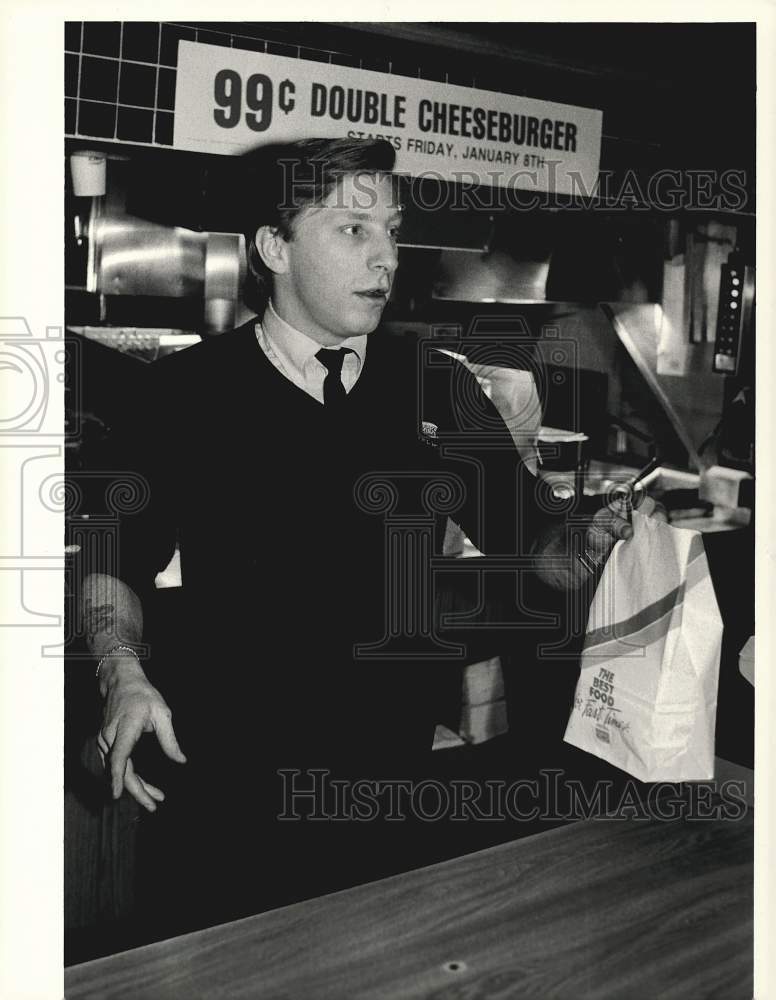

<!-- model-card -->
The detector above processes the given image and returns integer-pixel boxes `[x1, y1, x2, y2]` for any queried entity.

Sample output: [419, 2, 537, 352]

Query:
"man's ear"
[254, 225, 289, 275]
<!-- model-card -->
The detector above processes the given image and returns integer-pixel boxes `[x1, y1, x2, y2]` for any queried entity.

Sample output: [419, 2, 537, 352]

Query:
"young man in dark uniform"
[82, 138, 636, 939]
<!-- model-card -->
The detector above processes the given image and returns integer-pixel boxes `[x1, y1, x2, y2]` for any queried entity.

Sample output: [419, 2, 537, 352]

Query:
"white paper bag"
[564, 511, 723, 782]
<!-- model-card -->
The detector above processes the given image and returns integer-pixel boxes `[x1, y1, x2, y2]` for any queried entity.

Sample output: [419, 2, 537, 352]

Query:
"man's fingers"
[139, 777, 165, 803]
[124, 758, 158, 812]
[99, 728, 167, 807]
[589, 491, 661, 559]
[101, 715, 119, 747]
[589, 509, 629, 550]
[153, 709, 187, 764]
[605, 494, 657, 537]
[584, 487, 661, 572]
[608, 515, 633, 541]
[108, 718, 145, 799]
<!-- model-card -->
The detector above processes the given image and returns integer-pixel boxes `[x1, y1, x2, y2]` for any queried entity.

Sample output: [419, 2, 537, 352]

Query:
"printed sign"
[174, 41, 602, 195]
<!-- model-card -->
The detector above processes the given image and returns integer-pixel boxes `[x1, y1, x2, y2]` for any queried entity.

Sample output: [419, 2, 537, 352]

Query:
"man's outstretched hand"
[97, 653, 187, 812]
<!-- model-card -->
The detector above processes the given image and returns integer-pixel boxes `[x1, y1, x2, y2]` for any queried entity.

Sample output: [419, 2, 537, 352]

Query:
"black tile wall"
[160, 23, 196, 66]
[117, 107, 154, 142]
[65, 98, 77, 135]
[65, 21, 82, 53]
[266, 41, 297, 58]
[241, 23, 298, 45]
[154, 111, 174, 146]
[80, 57, 119, 102]
[299, 47, 330, 63]
[156, 68, 176, 111]
[65, 53, 79, 98]
[361, 55, 392, 74]
[121, 22, 160, 63]
[330, 53, 361, 69]
[234, 37, 266, 53]
[445, 70, 477, 89]
[196, 29, 232, 48]
[77, 100, 115, 139]
[119, 62, 157, 107]
[82, 22, 121, 58]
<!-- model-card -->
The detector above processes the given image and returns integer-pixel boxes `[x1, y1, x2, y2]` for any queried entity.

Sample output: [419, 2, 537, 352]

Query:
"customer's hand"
[97, 653, 186, 811]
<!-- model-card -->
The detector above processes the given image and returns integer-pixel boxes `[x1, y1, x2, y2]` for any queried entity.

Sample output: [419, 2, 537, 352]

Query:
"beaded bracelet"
[95, 644, 141, 680]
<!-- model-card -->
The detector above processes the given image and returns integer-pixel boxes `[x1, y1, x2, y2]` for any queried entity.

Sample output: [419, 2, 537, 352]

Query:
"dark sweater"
[117, 320, 552, 763]
[114, 320, 565, 934]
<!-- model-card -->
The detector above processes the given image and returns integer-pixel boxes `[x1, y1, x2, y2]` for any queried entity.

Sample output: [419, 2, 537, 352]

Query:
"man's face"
[269, 172, 401, 346]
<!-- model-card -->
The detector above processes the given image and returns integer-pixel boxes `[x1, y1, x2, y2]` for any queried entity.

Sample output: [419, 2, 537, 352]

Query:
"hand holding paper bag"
[564, 511, 723, 782]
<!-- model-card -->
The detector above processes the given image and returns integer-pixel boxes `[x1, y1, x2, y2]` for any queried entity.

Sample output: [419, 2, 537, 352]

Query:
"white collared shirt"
[256, 301, 368, 405]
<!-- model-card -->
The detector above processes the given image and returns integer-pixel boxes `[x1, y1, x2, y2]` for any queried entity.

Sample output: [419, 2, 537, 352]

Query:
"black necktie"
[316, 348, 352, 406]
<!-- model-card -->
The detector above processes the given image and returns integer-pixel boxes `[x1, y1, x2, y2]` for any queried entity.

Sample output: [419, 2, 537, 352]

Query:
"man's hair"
[240, 137, 397, 314]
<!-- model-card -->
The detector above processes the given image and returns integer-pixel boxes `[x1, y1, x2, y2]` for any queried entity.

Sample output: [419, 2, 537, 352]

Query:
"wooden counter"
[65, 810, 752, 999]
